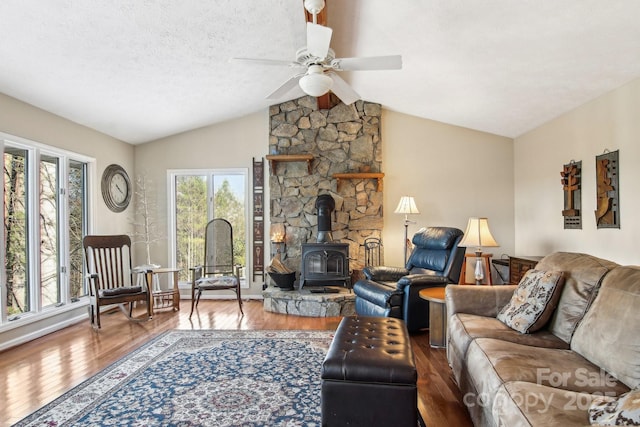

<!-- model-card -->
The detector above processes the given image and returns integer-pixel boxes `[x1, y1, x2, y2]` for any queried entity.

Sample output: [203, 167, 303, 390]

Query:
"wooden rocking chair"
[83, 235, 152, 329]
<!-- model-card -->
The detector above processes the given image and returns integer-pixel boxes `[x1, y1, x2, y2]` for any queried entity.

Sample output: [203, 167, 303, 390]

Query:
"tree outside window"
[174, 172, 247, 283]
[3, 140, 88, 322]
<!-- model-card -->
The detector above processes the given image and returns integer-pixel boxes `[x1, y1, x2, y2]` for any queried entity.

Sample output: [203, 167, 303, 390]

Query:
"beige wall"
[0, 93, 135, 235]
[514, 77, 640, 265]
[381, 110, 515, 273]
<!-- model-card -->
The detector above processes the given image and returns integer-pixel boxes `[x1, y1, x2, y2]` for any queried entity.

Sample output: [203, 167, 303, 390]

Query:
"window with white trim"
[168, 169, 248, 286]
[2, 134, 90, 324]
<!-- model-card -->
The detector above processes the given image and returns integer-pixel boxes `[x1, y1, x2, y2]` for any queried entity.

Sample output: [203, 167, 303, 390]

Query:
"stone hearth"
[262, 286, 355, 317]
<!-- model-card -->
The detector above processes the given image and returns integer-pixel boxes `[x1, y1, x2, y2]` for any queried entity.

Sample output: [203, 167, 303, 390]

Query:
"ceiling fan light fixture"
[299, 65, 333, 97]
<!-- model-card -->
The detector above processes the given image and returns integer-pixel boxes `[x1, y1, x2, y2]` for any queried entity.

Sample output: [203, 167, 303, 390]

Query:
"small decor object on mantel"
[594, 150, 620, 229]
[560, 160, 581, 229]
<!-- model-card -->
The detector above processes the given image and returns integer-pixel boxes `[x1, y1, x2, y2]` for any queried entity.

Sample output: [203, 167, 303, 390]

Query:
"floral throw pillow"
[589, 389, 640, 425]
[497, 269, 565, 333]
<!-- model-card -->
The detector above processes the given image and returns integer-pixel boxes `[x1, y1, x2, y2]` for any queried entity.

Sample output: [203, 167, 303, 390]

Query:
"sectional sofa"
[445, 252, 640, 426]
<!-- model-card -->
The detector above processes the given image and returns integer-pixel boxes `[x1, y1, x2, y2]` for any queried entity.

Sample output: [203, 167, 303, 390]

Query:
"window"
[68, 160, 87, 302]
[169, 169, 248, 285]
[4, 146, 28, 315]
[40, 154, 60, 308]
[2, 135, 90, 324]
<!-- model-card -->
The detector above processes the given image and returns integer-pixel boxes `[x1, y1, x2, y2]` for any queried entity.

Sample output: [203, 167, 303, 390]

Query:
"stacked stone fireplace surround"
[263, 95, 384, 317]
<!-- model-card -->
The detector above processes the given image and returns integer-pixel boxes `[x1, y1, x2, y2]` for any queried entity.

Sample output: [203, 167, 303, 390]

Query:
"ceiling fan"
[232, 0, 402, 105]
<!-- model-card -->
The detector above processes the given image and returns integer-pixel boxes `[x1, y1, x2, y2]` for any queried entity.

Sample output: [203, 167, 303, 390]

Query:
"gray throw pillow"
[497, 269, 565, 333]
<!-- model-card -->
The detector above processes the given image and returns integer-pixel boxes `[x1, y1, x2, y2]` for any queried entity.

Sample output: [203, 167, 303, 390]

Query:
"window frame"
[167, 168, 250, 287]
[1, 132, 93, 327]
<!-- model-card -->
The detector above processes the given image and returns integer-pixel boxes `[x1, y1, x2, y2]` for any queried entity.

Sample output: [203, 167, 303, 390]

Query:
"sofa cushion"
[572, 266, 640, 390]
[493, 381, 606, 427]
[446, 284, 517, 318]
[448, 313, 569, 390]
[497, 269, 565, 333]
[465, 337, 630, 420]
[588, 388, 640, 426]
[450, 313, 569, 358]
[99, 286, 144, 298]
[536, 252, 619, 343]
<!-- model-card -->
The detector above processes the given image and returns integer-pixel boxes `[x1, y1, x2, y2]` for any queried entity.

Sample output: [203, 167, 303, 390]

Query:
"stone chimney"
[269, 95, 384, 272]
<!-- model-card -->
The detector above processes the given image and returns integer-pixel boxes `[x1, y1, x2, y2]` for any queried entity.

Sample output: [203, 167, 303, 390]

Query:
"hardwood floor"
[0, 300, 473, 426]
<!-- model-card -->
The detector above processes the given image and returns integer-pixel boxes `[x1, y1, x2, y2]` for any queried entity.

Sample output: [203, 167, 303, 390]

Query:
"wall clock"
[101, 164, 132, 212]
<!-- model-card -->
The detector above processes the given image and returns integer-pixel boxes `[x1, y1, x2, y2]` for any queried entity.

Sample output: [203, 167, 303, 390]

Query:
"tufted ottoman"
[321, 316, 418, 426]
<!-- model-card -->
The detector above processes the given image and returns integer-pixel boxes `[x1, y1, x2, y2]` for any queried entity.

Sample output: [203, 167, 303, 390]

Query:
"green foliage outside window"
[175, 175, 246, 284]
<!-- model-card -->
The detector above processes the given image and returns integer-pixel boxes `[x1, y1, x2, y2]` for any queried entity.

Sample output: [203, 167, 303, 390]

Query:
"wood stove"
[299, 243, 350, 289]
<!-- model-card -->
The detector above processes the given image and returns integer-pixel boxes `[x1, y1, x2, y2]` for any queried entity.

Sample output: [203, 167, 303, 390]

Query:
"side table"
[144, 267, 180, 314]
[459, 253, 494, 285]
[418, 286, 447, 348]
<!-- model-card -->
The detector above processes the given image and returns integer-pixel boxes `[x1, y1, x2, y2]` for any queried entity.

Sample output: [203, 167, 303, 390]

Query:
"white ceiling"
[1, 1, 640, 145]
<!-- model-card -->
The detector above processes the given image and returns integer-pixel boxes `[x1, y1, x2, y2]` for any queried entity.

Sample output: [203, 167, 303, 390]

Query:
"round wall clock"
[101, 164, 132, 212]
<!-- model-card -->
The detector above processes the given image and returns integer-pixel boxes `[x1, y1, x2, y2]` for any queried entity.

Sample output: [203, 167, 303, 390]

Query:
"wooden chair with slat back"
[83, 235, 152, 329]
[190, 218, 243, 318]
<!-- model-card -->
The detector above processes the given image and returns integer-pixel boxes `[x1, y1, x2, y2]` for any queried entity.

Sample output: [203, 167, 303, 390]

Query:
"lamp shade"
[394, 196, 419, 215]
[459, 217, 499, 249]
[299, 65, 333, 97]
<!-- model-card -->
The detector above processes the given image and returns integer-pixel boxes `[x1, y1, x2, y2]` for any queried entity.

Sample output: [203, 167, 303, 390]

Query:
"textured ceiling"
[1, 1, 640, 144]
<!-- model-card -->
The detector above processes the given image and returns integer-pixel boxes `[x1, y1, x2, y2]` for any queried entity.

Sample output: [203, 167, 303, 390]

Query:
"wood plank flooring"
[0, 300, 472, 426]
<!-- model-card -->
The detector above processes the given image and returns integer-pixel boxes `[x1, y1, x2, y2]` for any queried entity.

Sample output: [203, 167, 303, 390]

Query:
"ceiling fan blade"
[266, 74, 305, 100]
[307, 22, 333, 59]
[331, 55, 402, 71]
[230, 57, 303, 68]
[327, 72, 360, 105]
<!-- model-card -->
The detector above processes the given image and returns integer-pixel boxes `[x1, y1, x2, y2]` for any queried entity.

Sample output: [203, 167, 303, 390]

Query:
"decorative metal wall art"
[252, 157, 265, 280]
[560, 160, 581, 229]
[594, 150, 619, 229]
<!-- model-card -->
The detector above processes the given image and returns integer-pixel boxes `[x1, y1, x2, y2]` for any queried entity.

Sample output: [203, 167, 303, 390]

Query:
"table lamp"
[394, 196, 419, 264]
[459, 217, 499, 285]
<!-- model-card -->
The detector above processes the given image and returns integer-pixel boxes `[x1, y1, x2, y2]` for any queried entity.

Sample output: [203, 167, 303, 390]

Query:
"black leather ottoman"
[321, 316, 418, 426]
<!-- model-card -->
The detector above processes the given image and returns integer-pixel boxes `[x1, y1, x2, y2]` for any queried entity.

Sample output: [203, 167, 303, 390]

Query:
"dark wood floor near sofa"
[0, 300, 473, 427]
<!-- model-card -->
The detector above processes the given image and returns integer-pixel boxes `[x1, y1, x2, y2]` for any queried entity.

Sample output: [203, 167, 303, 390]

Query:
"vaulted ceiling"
[1, 1, 640, 144]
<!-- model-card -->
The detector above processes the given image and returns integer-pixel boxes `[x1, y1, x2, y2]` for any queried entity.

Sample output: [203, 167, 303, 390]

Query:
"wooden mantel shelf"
[266, 154, 314, 174]
[332, 172, 385, 192]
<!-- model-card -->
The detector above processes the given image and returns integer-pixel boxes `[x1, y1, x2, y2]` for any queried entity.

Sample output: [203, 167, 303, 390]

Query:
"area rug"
[14, 329, 335, 426]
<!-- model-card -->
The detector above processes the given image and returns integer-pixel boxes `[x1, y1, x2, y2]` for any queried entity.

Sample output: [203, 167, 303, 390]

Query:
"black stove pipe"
[315, 194, 335, 243]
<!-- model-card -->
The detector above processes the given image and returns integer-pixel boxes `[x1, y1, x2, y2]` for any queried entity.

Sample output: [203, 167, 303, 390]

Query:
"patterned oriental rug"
[15, 329, 335, 427]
